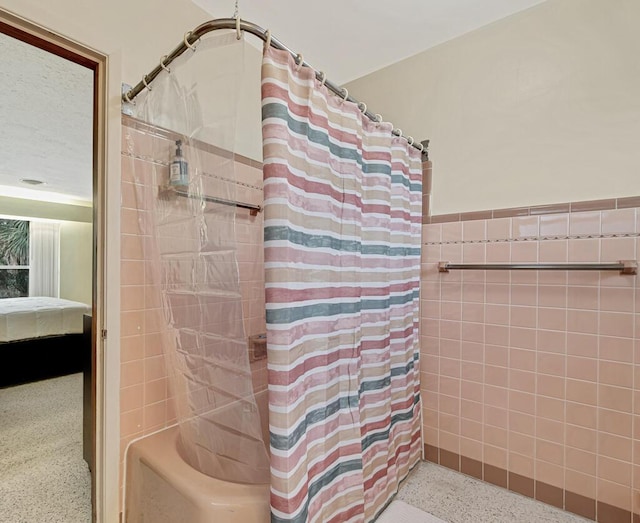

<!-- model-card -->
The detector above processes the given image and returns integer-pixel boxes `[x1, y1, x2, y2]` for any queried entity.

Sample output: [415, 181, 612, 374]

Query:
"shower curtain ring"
[358, 102, 367, 114]
[123, 90, 135, 105]
[319, 71, 327, 87]
[374, 113, 383, 123]
[341, 88, 349, 102]
[295, 54, 304, 70]
[263, 29, 272, 52]
[393, 128, 403, 137]
[417, 142, 424, 152]
[142, 75, 152, 91]
[236, 16, 242, 39]
[407, 136, 414, 146]
[160, 55, 171, 73]
[184, 31, 197, 51]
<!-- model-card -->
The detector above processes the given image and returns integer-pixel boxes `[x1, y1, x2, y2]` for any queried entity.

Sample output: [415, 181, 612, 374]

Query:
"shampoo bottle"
[169, 140, 189, 187]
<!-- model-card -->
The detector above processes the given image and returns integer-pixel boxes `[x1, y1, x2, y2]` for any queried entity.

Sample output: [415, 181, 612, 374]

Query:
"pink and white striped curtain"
[262, 47, 423, 523]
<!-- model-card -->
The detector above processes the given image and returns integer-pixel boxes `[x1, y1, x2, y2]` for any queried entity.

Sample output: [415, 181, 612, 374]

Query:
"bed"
[0, 297, 92, 387]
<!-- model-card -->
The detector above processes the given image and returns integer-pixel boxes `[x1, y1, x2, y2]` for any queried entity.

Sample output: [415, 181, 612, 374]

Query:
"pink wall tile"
[511, 216, 539, 239]
[566, 356, 597, 382]
[565, 469, 596, 499]
[511, 242, 538, 263]
[423, 208, 640, 513]
[461, 418, 483, 441]
[601, 237, 636, 262]
[441, 221, 463, 243]
[539, 240, 568, 263]
[536, 460, 564, 488]
[485, 304, 509, 326]
[599, 312, 634, 339]
[460, 438, 483, 461]
[568, 286, 599, 310]
[536, 417, 564, 442]
[510, 306, 536, 328]
[569, 212, 601, 237]
[510, 432, 535, 456]
[463, 243, 486, 263]
[485, 344, 508, 367]
[487, 218, 511, 241]
[511, 285, 537, 306]
[565, 447, 596, 475]
[601, 209, 636, 235]
[510, 411, 535, 435]
[599, 336, 634, 364]
[486, 284, 510, 304]
[598, 456, 632, 487]
[566, 333, 598, 358]
[567, 309, 598, 334]
[537, 374, 565, 400]
[566, 425, 597, 453]
[538, 285, 567, 308]
[598, 432, 632, 462]
[566, 379, 597, 406]
[599, 361, 633, 388]
[568, 238, 600, 262]
[509, 327, 536, 350]
[537, 352, 566, 377]
[509, 370, 535, 393]
[536, 440, 564, 466]
[537, 396, 565, 422]
[540, 214, 569, 238]
[485, 242, 510, 263]
[462, 220, 485, 242]
[484, 445, 507, 469]
[599, 409, 633, 438]
[510, 348, 536, 372]
[600, 287, 634, 313]
[597, 479, 632, 511]
[537, 327, 566, 350]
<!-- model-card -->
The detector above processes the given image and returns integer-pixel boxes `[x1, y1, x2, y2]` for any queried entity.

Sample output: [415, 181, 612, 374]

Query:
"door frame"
[0, 10, 120, 523]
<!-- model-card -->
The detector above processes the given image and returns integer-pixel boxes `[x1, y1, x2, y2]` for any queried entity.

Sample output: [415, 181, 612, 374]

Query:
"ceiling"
[0, 32, 94, 205]
[193, 0, 548, 84]
[0, 1, 547, 204]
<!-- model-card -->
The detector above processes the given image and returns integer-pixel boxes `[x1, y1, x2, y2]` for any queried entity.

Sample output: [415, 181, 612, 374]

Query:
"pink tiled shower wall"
[420, 208, 640, 514]
[119, 119, 266, 490]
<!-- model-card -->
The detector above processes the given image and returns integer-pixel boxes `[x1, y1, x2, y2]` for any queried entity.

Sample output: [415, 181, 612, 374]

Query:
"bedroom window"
[0, 219, 30, 298]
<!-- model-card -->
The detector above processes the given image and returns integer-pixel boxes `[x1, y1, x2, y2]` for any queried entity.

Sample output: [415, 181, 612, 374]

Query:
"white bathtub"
[125, 391, 270, 523]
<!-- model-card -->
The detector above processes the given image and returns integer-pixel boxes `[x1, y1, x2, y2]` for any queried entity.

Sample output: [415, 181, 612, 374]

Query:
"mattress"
[0, 297, 90, 343]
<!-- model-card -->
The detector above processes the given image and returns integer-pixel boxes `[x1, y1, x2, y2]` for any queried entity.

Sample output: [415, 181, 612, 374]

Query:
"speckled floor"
[396, 462, 590, 523]
[0, 374, 91, 523]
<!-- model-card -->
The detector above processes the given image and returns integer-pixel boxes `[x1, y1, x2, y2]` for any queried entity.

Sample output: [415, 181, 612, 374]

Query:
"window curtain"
[28, 221, 60, 298]
[262, 47, 423, 523]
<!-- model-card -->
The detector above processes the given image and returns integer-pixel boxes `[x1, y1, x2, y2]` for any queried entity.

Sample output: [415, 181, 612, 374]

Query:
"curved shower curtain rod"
[122, 17, 428, 157]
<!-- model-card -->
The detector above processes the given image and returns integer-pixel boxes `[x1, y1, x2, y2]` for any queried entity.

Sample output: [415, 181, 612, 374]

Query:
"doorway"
[0, 17, 105, 523]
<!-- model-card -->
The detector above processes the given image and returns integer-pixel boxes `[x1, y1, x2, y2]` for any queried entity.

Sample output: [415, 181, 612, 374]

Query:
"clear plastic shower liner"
[125, 31, 269, 484]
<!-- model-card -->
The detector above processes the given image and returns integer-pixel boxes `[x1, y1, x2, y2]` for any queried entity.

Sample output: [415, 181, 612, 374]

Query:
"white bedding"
[0, 297, 90, 343]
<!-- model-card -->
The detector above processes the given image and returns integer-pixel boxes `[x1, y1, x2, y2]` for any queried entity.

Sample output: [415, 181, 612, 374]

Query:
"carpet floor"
[0, 373, 91, 523]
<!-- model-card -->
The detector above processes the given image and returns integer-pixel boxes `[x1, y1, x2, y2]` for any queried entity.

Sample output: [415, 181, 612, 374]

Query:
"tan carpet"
[0, 374, 91, 523]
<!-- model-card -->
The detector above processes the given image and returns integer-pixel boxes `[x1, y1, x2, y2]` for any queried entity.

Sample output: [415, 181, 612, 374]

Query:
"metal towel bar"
[158, 185, 261, 216]
[438, 261, 637, 276]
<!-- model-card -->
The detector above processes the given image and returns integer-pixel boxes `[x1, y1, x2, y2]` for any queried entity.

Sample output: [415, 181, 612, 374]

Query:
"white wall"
[59, 221, 92, 305]
[346, 0, 640, 215]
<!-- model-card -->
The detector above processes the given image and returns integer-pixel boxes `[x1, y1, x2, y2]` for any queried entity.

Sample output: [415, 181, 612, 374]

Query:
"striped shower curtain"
[262, 47, 423, 523]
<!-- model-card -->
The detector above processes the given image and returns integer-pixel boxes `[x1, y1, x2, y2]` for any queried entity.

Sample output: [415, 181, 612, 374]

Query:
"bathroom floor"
[397, 462, 589, 523]
[0, 374, 91, 523]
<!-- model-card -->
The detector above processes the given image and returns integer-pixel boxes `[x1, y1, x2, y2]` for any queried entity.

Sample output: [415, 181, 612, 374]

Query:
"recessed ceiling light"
[19, 178, 46, 186]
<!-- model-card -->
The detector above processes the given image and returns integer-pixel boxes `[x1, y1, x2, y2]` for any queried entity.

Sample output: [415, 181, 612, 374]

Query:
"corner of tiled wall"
[421, 206, 640, 522]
